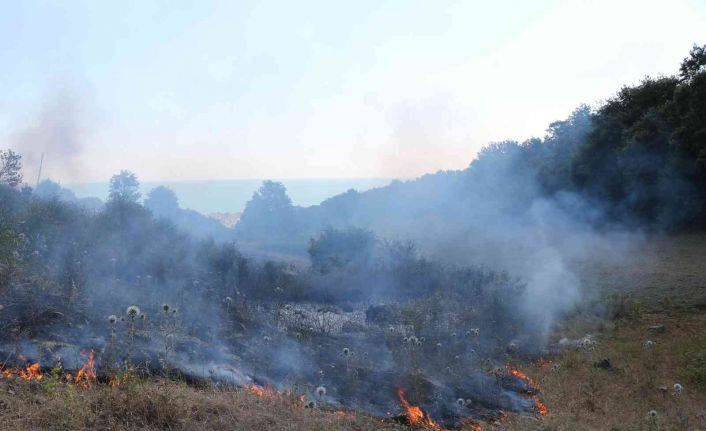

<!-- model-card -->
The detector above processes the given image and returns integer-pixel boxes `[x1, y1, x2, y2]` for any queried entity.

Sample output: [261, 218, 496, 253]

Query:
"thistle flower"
[643, 340, 656, 349]
[126, 305, 140, 318]
[107, 315, 117, 325]
[315, 385, 326, 399]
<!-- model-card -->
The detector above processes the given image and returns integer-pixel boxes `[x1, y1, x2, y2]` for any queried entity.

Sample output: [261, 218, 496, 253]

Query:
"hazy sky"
[2, 0, 705, 183]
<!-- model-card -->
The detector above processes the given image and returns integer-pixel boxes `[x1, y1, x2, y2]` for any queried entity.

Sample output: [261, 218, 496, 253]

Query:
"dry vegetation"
[0, 379, 405, 431]
[2, 233, 706, 431]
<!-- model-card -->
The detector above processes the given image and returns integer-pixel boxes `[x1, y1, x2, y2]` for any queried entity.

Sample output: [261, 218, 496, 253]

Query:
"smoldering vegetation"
[0, 44, 703, 428]
[0, 176, 548, 426]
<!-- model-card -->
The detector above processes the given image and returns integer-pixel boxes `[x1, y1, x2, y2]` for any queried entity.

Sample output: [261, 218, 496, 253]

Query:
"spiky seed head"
[648, 410, 657, 418]
[126, 305, 140, 317]
[465, 399, 472, 406]
[139, 313, 146, 320]
[342, 347, 350, 357]
[409, 336, 418, 345]
[225, 297, 233, 303]
[674, 383, 683, 394]
[162, 303, 170, 313]
[419, 337, 425, 343]
[403, 337, 409, 344]
[456, 398, 465, 406]
[315, 385, 326, 398]
[107, 315, 117, 325]
[263, 335, 271, 342]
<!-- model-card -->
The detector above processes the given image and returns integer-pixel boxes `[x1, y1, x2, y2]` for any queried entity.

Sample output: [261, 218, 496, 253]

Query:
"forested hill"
[234, 44, 706, 253]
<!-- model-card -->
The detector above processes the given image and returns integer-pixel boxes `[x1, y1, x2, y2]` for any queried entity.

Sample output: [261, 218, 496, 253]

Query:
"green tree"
[308, 227, 375, 273]
[108, 170, 141, 203]
[144, 186, 179, 216]
[235, 180, 295, 241]
[679, 44, 706, 82]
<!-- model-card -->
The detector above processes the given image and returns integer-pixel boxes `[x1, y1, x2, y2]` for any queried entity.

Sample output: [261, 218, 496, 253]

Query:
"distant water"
[66, 178, 392, 214]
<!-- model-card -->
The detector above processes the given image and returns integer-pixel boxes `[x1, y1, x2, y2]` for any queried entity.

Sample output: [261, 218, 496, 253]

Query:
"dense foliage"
[232, 45, 706, 255]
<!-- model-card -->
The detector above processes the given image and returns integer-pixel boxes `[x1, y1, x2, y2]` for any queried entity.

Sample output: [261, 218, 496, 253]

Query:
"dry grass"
[574, 232, 706, 312]
[494, 313, 706, 431]
[0, 379, 405, 431]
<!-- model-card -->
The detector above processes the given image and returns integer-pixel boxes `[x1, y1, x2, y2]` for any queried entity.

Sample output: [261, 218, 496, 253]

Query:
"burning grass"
[397, 389, 444, 431]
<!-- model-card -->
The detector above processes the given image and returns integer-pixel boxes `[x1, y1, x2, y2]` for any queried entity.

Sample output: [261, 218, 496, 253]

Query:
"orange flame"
[74, 351, 96, 387]
[19, 363, 43, 381]
[531, 395, 548, 416]
[397, 389, 444, 431]
[245, 384, 277, 399]
[505, 365, 548, 416]
[506, 364, 541, 391]
[1, 363, 43, 381]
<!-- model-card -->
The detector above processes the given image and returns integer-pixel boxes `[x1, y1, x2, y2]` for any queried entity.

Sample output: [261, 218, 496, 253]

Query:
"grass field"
[2, 233, 706, 431]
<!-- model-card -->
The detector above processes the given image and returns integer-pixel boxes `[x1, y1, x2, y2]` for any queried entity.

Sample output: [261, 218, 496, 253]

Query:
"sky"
[1, 0, 705, 184]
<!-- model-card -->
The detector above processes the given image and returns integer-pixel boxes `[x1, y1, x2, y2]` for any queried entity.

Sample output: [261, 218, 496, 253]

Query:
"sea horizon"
[65, 178, 394, 214]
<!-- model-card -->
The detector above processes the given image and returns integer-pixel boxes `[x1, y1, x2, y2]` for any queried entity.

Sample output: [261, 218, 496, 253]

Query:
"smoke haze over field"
[1, 2, 705, 427]
[10, 87, 91, 183]
[2, 1, 705, 182]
